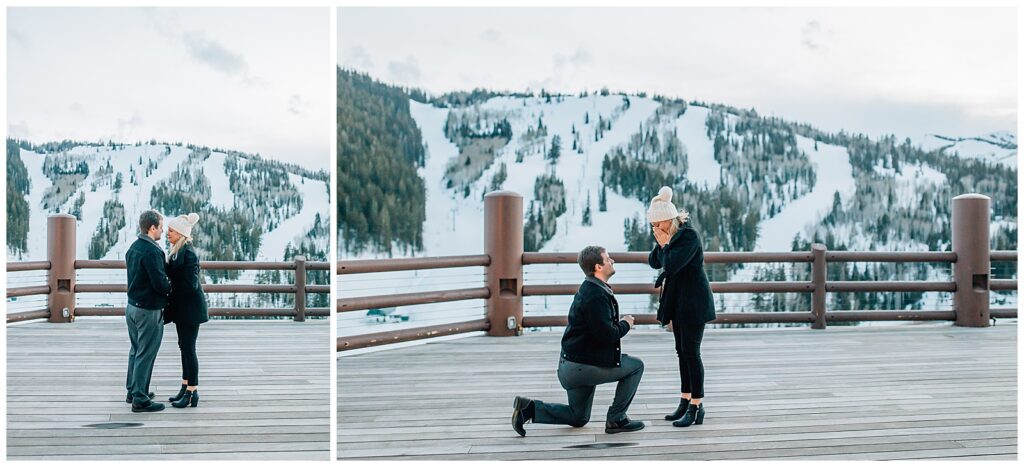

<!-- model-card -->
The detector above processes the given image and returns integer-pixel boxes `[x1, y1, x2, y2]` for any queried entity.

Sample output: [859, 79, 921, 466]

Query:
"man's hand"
[653, 227, 671, 246]
[622, 315, 635, 328]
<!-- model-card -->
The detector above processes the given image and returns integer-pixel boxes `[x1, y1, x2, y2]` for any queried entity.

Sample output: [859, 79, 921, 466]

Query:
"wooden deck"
[7, 319, 330, 460]
[338, 322, 1017, 460]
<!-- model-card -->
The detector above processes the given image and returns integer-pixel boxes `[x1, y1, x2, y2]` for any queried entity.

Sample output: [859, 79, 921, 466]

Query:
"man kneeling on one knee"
[512, 246, 646, 436]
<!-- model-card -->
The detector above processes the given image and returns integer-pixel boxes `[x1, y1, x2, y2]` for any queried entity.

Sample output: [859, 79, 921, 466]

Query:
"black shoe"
[172, 390, 199, 408]
[672, 403, 705, 427]
[605, 417, 645, 434]
[126, 392, 155, 404]
[512, 396, 533, 437]
[131, 400, 165, 413]
[664, 398, 690, 421]
[169, 385, 188, 402]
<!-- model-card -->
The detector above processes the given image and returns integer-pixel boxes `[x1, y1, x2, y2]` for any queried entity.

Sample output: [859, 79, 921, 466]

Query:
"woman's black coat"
[164, 243, 209, 325]
[648, 222, 716, 327]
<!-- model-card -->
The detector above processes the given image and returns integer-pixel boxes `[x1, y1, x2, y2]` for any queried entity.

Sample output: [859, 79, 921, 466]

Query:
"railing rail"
[6, 214, 329, 324]
[337, 192, 1018, 352]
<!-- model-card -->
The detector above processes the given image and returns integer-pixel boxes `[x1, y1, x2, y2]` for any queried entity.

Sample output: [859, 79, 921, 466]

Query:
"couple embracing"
[513, 186, 716, 435]
[124, 210, 208, 412]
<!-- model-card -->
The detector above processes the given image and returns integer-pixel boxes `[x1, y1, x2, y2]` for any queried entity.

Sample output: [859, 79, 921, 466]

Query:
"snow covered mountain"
[336, 74, 1017, 334]
[8, 140, 329, 311]
[916, 132, 1017, 168]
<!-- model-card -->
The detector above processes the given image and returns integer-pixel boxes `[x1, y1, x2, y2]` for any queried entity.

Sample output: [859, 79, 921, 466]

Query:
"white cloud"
[288, 94, 309, 118]
[388, 55, 422, 83]
[337, 7, 1017, 140]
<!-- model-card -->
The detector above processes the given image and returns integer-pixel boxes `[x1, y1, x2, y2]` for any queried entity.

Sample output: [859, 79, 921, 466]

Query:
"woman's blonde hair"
[168, 230, 192, 260]
[666, 210, 691, 237]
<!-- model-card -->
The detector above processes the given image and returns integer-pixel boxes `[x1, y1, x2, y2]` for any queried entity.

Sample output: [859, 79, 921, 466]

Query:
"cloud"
[388, 56, 422, 83]
[8, 121, 31, 139]
[183, 31, 249, 76]
[116, 112, 144, 139]
[344, 45, 374, 70]
[553, 46, 593, 71]
[480, 28, 503, 43]
[287, 94, 309, 118]
[143, 10, 261, 85]
[69, 102, 85, 114]
[8, 28, 29, 48]
[801, 20, 833, 52]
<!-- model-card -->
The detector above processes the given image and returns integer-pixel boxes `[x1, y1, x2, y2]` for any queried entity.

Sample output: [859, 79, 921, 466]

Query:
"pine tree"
[547, 135, 561, 163]
[582, 192, 592, 226]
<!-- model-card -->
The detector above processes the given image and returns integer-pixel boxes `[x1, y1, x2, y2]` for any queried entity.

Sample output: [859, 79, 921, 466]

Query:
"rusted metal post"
[811, 243, 827, 329]
[484, 191, 523, 336]
[294, 255, 306, 322]
[47, 214, 76, 323]
[952, 194, 990, 327]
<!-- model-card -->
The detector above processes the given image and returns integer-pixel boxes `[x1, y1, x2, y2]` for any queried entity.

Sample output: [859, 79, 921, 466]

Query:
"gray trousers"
[125, 304, 164, 403]
[533, 354, 644, 426]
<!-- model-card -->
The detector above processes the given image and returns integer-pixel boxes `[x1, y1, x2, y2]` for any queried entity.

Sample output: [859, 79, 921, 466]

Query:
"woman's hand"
[653, 226, 671, 246]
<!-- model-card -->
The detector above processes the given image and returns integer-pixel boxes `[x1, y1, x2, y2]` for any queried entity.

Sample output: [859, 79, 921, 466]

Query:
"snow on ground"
[256, 173, 329, 261]
[203, 151, 236, 209]
[676, 105, 721, 188]
[754, 135, 856, 252]
[942, 139, 1017, 168]
[18, 149, 50, 262]
[914, 133, 1017, 169]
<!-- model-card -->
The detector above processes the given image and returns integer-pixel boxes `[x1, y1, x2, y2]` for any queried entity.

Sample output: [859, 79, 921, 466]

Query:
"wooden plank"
[338, 322, 1017, 460]
[7, 319, 330, 460]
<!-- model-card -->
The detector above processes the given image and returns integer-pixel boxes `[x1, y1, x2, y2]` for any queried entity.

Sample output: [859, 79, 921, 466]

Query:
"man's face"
[595, 251, 615, 279]
[149, 220, 163, 241]
[652, 219, 672, 232]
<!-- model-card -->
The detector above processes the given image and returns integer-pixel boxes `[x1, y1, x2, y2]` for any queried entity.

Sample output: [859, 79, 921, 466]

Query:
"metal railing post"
[47, 214, 76, 323]
[294, 255, 307, 322]
[952, 194, 990, 327]
[484, 191, 524, 336]
[811, 243, 827, 329]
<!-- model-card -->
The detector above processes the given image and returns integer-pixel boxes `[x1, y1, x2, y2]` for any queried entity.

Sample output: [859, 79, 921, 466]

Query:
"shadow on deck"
[338, 322, 1017, 460]
[7, 319, 330, 460]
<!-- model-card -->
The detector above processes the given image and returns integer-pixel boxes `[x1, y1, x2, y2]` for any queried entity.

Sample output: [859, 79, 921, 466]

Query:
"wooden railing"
[337, 192, 1018, 351]
[6, 214, 329, 324]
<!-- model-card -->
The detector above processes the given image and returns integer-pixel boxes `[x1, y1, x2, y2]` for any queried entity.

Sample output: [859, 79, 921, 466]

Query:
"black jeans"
[176, 322, 200, 386]
[673, 320, 705, 398]
[532, 355, 644, 426]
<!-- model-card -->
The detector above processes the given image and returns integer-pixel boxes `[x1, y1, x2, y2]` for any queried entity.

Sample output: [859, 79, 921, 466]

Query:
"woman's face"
[167, 228, 182, 244]
[652, 219, 673, 232]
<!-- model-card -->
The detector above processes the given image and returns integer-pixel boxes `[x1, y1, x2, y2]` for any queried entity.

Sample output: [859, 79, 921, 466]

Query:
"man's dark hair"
[139, 210, 162, 235]
[578, 246, 607, 276]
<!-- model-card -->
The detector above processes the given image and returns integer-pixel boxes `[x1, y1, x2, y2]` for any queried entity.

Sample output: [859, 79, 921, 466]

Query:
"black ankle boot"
[172, 390, 199, 408]
[672, 402, 705, 427]
[169, 384, 188, 402]
[512, 396, 534, 436]
[664, 398, 690, 421]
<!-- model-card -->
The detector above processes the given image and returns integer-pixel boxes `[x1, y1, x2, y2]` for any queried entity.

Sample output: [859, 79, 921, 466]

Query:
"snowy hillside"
[339, 90, 1017, 336]
[8, 141, 329, 312]
[916, 132, 1017, 168]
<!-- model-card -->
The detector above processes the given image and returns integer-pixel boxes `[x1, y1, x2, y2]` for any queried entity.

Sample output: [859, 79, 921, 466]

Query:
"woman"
[164, 213, 208, 408]
[646, 186, 716, 427]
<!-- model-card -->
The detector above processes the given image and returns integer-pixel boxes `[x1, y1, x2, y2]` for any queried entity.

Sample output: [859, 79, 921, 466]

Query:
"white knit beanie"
[647, 186, 679, 223]
[167, 213, 200, 239]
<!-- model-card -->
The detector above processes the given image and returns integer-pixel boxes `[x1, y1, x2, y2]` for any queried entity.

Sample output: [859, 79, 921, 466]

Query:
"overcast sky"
[8, 7, 330, 170]
[339, 7, 1017, 141]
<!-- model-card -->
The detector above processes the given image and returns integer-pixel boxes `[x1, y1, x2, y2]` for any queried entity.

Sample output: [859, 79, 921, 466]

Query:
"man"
[512, 246, 645, 436]
[125, 210, 172, 412]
